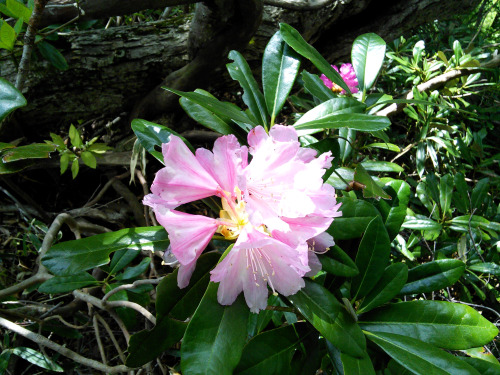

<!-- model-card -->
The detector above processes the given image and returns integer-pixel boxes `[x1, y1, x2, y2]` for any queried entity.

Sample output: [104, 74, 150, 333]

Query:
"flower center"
[216, 188, 249, 240]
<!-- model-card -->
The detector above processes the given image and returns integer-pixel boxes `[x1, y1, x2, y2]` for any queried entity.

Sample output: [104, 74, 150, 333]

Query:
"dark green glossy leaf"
[165, 88, 255, 128]
[227, 50, 269, 128]
[38, 272, 98, 294]
[295, 113, 390, 133]
[357, 263, 408, 314]
[235, 323, 306, 375]
[439, 173, 453, 218]
[319, 246, 358, 277]
[354, 164, 392, 200]
[399, 259, 466, 295]
[37, 41, 68, 71]
[181, 282, 249, 375]
[326, 338, 375, 375]
[471, 178, 489, 214]
[115, 257, 151, 281]
[339, 127, 356, 163]
[361, 161, 404, 172]
[352, 216, 391, 299]
[449, 216, 500, 233]
[42, 226, 168, 276]
[1, 143, 56, 163]
[366, 331, 481, 375]
[288, 280, 366, 358]
[351, 33, 386, 92]
[109, 249, 140, 275]
[262, 31, 300, 123]
[301, 71, 336, 102]
[328, 197, 381, 240]
[279, 23, 351, 94]
[0, 78, 27, 121]
[402, 217, 442, 231]
[453, 172, 470, 213]
[460, 358, 500, 374]
[469, 262, 500, 276]
[374, 180, 411, 240]
[360, 301, 498, 349]
[131, 118, 192, 163]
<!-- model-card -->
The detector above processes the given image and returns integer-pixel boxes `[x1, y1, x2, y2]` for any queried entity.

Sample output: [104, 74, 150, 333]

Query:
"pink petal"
[152, 207, 218, 265]
[150, 136, 219, 208]
[320, 74, 333, 89]
[305, 252, 322, 277]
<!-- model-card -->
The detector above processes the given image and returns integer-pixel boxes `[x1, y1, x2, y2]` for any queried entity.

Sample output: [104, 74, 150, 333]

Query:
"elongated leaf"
[319, 246, 358, 277]
[352, 216, 391, 299]
[11, 347, 63, 372]
[295, 97, 365, 125]
[235, 323, 306, 375]
[469, 262, 500, 276]
[1, 143, 56, 162]
[351, 33, 386, 92]
[109, 249, 140, 275]
[288, 280, 366, 358]
[360, 301, 499, 350]
[365, 142, 400, 152]
[115, 257, 151, 280]
[0, 78, 27, 121]
[37, 41, 68, 71]
[326, 341, 376, 375]
[227, 50, 269, 128]
[339, 127, 356, 163]
[42, 226, 168, 276]
[402, 217, 442, 231]
[263, 31, 301, 124]
[181, 281, 249, 375]
[361, 161, 403, 172]
[38, 272, 98, 293]
[354, 164, 392, 200]
[440, 173, 453, 218]
[471, 178, 489, 214]
[295, 113, 390, 134]
[166, 88, 255, 127]
[328, 197, 381, 240]
[301, 71, 336, 102]
[357, 263, 408, 314]
[280, 23, 351, 94]
[6, 0, 32, 22]
[0, 22, 16, 51]
[126, 253, 219, 367]
[460, 358, 500, 375]
[366, 331, 481, 375]
[399, 259, 466, 295]
[131, 118, 192, 163]
[375, 180, 411, 240]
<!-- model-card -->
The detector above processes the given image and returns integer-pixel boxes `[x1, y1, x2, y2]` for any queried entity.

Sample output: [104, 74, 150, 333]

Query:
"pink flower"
[144, 125, 342, 312]
[320, 63, 359, 94]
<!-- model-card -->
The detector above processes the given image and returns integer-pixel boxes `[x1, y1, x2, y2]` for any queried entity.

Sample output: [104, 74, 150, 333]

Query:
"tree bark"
[0, 0, 481, 138]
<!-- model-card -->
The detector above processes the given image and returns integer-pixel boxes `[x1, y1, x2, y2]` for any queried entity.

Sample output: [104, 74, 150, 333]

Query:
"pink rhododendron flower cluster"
[320, 63, 359, 94]
[144, 125, 341, 312]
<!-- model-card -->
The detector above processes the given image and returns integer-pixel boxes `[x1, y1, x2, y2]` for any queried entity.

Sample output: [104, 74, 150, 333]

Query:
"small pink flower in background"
[320, 63, 359, 94]
[144, 125, 342, 312]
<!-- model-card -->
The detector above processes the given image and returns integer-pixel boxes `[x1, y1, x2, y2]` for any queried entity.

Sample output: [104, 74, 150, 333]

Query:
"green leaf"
[115, 257, 151, 280]
[166, 88, 255, 128]
[440, 174, 453, 218]
[295, 113, 390, 134]
[399, 259, 466, 295]
[126, 253, 219, 367]
[0, 78, 26, 121]
[351, 216, 391, 299]
[0, 22, 16, 51]
[181, 282, 249, 375]
[360, 300, 499, 350]
[361, 161, 403, 172]
[351, 33, 386, 92]
[262, 31, 300, 124]
[354, 164, 392, 200]
[460, 358, 500, 375]
[357, 263, 408, 314]
[38, 272, 98, 293]
[235, 323, 306, 375]
[280, 23, 351, 94]
[288, 280, 366, 358]
[374, 180, 411, 240]
[328, 197, 382, 240]
[366, 331, 481, 375]
[131, 118, 193, 162]
[71, 157, 79, 178]
[1, 143, 56, 162]
[402, 217, 442, 231]
[10, 347, 63, 372]
[339, 127, 356, 163]
[468, 262, 500, 276]
[37, 41, 68, 71]
[416, 142, 425, 177]
[453, 172, 470, 213]
[109, 248, 140, 275]
[42, 226, 168, 276]
[68, 124, 82, 148]
[449, 215, 500, 233]
[326, 341, 376, 375]
[59, 153, 69, 174]
[301, 71, 336, 102]
[7, 0, 32, 22]
[227, 50, 269, 128]
[81, 151, 97, 168]
[365, 142, 400, 152]
[470, 178, 489, 214]
[319, 246, 359, 277]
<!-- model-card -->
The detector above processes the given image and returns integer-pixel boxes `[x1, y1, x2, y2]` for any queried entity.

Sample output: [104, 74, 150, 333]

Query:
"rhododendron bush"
[33, 23, 498, 375]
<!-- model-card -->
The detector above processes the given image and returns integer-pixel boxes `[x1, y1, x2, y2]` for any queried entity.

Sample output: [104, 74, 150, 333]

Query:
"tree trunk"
[0, 0, 481, 138]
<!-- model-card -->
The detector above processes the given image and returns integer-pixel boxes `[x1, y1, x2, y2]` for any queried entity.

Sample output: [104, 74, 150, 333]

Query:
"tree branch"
[0, 316, 133, 373]
[263, 0, 334, 10]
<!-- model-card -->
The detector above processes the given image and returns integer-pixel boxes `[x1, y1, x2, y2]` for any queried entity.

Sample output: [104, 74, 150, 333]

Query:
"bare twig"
[0, 316, 133, 373]
[102, 278, 163, 302]
[263, 0, 335, 10]
[15, 0, 50, 91]
[95, 313, 126, 364]
[93, 315, 108, 366]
